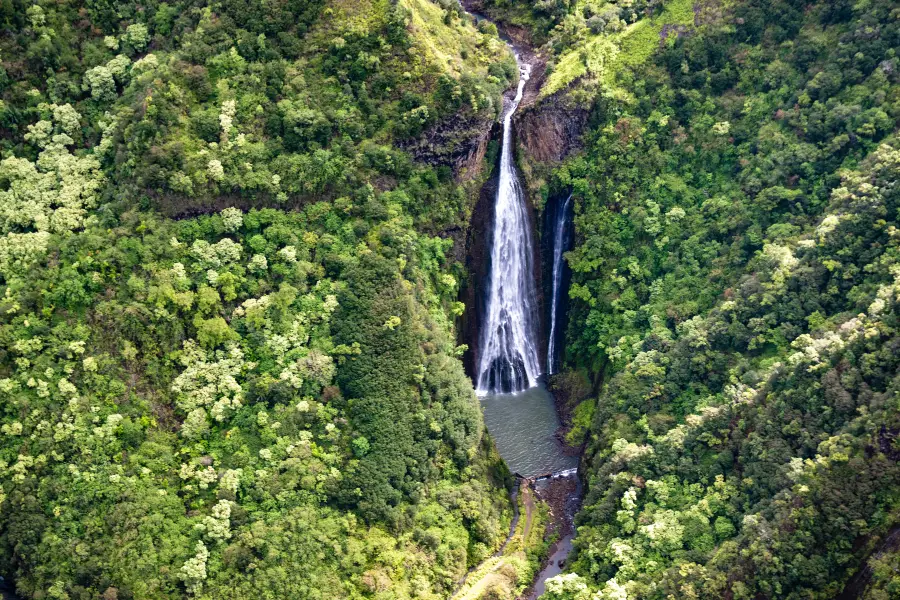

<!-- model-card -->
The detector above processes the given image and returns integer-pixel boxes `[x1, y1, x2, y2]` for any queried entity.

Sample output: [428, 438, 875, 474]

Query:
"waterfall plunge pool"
[479, 384, 578, 478]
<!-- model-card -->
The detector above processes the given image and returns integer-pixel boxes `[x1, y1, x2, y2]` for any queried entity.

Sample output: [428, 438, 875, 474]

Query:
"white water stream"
[475, 54, 543, 395]
[547, 193, 572, 375]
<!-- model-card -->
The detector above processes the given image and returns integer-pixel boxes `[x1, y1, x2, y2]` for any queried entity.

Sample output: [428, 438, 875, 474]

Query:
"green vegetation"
[0, 190, 517, 599]
[0, 0, 515, 223]
[453, 483, 550, 600]
[467, 0, 572, 46]
[531, 0, 900, 598]
[565, 398, 595, 447]
[0, 0, 528, 598]
[4, 0, 900, 598]
[477, 0, 679, 96]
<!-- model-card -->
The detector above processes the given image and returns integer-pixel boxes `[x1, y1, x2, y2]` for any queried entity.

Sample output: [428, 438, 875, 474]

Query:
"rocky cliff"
[515, 93, 589, 165]
[401, 112, 496, 182]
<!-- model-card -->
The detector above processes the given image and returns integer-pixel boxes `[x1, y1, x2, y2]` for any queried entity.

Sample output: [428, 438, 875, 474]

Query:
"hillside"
[501, 0, 900, 598]
[0, 1, 520, 598]
[2, 0, 900, 599]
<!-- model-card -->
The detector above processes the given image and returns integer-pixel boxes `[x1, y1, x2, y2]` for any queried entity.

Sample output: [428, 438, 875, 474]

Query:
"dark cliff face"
[515, 94, 589, 164]
[459, 141, 499, 380]
[540, 191, 574, 373]
[509, 91, 587, 379]
[514, 91, 589, 364]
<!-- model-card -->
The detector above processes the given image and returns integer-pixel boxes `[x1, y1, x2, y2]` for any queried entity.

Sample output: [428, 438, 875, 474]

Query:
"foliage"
[4, 0, 900, 598]
[0, 197, 516, 598]
[544, 0, 900, 597]
[0, 0, 512, 229]
[472, 0, 576, 46]
[0, 0, 520, 597]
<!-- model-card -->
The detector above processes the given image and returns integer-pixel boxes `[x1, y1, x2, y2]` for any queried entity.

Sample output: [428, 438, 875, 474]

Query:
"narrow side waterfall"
[475, 56, 542, 395]
[547, 194, 572, 375]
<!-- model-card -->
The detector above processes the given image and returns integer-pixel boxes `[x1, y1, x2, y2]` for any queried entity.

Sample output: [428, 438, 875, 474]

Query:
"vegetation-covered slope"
[0, 0, 515, 222]
[517, 0, 900, 598]
[0, 1, 522, 598]
[4, 0, 900, 598]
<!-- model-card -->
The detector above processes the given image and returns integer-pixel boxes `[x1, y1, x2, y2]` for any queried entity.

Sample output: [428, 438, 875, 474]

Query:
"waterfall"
[547, 194, 572, 375]
[475, 54, 542, 395]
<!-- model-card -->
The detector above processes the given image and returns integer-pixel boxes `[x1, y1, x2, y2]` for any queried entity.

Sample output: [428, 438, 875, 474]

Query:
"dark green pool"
[479, 384, 578, 478]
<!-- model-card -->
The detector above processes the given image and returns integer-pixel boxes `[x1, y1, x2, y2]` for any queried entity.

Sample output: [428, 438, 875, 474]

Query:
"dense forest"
[1, 0, 899, 599]
[0, 0, 525, 598]
[495, 0, 900, 598]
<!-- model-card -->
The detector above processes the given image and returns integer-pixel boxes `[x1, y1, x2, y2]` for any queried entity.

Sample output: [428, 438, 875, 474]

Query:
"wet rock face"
[515, 96, 589, 164]
[455, 127, 493, 181]
[459, 165, 498, 379]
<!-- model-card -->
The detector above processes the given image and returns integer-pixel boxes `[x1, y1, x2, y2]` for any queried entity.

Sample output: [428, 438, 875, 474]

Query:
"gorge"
[460, 7, 583, 596]
[468, 9, 576, 480]
[3, 0, 900, 598]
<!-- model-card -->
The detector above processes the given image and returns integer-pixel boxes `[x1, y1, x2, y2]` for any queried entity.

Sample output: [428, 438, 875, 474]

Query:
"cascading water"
[475, 55, 542, 395]
[547, 194, 573, 375]
[456, 9, 581, 596]
[472, 35, 576, 475]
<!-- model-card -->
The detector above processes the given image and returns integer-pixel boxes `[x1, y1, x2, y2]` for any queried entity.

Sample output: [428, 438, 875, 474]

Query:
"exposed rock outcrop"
[459, 161, 497, 379]
[401, 115, 496, 182]
[515, 93, 589, 165]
